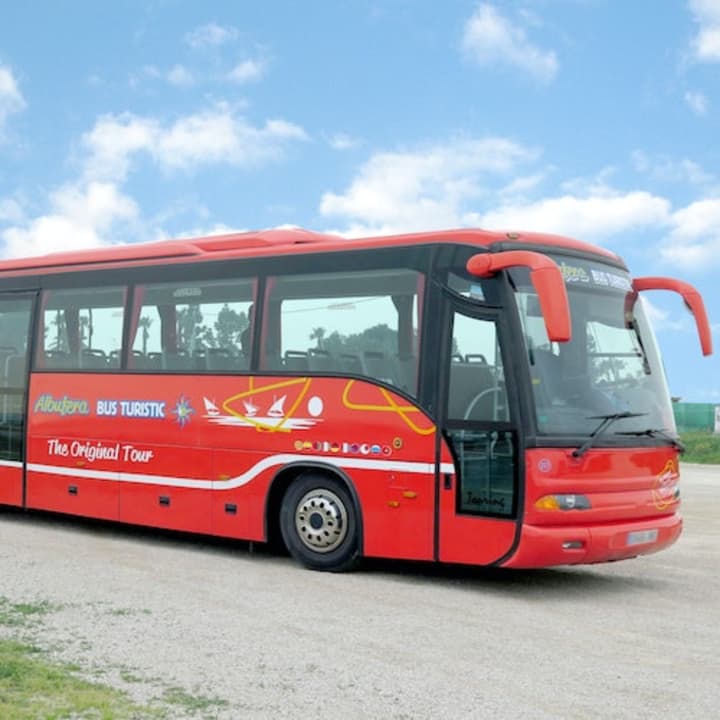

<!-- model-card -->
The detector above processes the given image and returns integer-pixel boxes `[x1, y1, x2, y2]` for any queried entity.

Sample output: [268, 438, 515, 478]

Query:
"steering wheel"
[463, 387, 508, 421]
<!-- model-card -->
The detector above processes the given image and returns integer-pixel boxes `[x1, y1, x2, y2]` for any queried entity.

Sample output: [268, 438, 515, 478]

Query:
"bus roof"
[0, 227, 622, 276]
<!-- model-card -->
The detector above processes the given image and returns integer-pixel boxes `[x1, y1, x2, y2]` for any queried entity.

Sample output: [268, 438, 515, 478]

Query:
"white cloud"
[689, 0, 720, 61]
[498, 173, 546, 198]
[461, 3, 558, 82]
[1, 182, 138, 258]
[3, 102, 308, 259]
[0, 197, 23, 224]
[0, 65, 26, 136]
[476, 190, 671, 239]
[82, 113, 159, 181]
[327, 133, 362, 151]
[632, 151, 714, 186]
[168, 64, 194, 87]
[153, 112, 308, 170]
[660, 197, 720, 269]
[227, 59, 266, 84]
[82, 106, 308, 180]
[185, 23, 238, 50]
[685, 89, 709, 115]
[320, 137, 537, 236]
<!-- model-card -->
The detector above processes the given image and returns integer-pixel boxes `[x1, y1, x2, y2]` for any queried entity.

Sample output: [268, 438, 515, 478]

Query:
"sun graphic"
[172, 395, 195, 428]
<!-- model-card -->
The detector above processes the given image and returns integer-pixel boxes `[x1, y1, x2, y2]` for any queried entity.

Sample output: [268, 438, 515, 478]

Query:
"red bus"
[0, 228, 711, 571]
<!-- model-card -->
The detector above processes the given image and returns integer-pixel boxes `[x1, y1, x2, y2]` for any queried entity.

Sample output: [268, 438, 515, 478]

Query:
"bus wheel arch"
[270, 464, 363, 572]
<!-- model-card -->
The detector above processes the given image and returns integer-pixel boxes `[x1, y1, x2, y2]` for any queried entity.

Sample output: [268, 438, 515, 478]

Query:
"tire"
[280, 472, 360, 572]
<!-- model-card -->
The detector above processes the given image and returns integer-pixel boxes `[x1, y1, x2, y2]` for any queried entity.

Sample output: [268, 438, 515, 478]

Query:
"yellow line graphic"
[341, 380, 434, 436]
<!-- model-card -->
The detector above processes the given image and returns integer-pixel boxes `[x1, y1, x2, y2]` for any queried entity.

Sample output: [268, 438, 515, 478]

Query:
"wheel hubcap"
[294, 488, 348, 553]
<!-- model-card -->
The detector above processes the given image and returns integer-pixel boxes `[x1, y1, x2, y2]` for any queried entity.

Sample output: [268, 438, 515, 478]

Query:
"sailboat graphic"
[267, 395, 286, 418]
[203, 398, 220, 417]
[203, 378, 320, 432]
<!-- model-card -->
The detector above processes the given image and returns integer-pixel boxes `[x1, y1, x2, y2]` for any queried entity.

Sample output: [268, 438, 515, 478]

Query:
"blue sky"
[0, 1, 719, 401]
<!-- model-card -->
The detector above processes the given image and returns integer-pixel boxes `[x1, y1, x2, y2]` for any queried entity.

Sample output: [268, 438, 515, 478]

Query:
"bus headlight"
[535, 494, 591, 511]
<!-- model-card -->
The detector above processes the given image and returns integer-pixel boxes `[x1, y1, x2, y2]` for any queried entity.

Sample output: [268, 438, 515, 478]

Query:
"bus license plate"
[627, 529, 658, 546]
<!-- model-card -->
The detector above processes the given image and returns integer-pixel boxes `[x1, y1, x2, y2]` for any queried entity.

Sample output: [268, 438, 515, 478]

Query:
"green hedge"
[680, 432, 720, 464]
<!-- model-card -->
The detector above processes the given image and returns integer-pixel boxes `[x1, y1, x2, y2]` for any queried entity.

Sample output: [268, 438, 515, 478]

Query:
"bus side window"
[266, 269, 423, 395]
[38, 287, 126, 370]
[130, 279, 256, 372]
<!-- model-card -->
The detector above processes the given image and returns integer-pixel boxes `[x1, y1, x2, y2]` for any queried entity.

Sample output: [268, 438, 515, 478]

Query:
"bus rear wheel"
[280, 473, 360, 572]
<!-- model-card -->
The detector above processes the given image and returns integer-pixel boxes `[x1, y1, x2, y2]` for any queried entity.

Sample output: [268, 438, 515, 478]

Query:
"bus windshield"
[512, 257, 676, 438]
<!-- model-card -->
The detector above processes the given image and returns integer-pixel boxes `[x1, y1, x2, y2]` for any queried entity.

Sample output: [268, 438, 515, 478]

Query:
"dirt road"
[1, 464, 718, 718]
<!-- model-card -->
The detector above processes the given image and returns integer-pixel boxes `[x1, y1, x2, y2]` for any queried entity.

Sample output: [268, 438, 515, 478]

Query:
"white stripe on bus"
[26, 455, 456, 491]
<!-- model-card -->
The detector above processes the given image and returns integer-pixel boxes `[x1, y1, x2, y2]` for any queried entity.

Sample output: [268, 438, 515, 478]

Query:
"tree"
[137, 316, 153, 355]
[176, 304, 208, 353]
[215, 304, 247, 350]
[309, 326, 326, 350]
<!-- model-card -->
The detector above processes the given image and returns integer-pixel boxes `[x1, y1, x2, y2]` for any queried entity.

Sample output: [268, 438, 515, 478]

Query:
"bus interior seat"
[465, 353, 488, 364]
[44, 350, 73, 369]
[308, 348, 337, 372]
[3, 354, 26, 424]
[81, 349, 108, 369]
[206, 347, 233, 371]
[448, 361, 499, 420]
[338, 353, 365, 375]
[145, 352, 163, 369]
[395, 354, 418, 394]
[163, 351, 193, 371]
[284, 350, 309, 371]
[363, 350, 398, 386]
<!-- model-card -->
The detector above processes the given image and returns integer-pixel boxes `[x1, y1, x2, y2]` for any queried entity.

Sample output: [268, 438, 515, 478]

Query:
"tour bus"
[0, 227, 711, 571]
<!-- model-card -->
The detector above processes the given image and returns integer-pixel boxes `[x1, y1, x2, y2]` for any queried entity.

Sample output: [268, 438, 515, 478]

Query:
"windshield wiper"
[572, 411, 647, 458]
[616, 428, 685, 453]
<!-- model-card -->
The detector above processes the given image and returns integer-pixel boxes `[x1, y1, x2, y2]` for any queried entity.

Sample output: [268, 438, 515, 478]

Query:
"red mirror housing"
[466, 250, 571, 342]
[632, 276, 713, 356]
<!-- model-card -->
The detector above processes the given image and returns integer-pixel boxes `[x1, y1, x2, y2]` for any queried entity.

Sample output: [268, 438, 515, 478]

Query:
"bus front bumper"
[501, 513, 682, 569]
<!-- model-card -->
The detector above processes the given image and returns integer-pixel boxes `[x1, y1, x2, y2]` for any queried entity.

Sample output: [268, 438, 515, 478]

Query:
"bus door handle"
[443, 473, 452, 490]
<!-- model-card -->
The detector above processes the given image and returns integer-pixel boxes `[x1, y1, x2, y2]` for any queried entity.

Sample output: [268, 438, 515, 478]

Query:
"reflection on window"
[588, 320, 647, 386]
[265, 269, 422, 395]
[0, 297, 32, 461]
[130, 279, 255, 372]
[449, 429, 516, 517]
[448, 314, 508, 422]
[448, 272, 485, 301]
[516, 286, 675, 436]
[40, 287, 125, 370]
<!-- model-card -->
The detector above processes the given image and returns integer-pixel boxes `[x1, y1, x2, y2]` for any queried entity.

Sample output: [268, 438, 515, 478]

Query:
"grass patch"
[0, 638, 160, 719]
[680, 431, 720, 464]
[0, 598, 56, 628]
[162, 686, 230, 714]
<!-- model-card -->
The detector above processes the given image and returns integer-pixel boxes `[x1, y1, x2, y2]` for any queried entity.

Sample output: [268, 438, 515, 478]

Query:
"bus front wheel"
[280, 473, 360, 572]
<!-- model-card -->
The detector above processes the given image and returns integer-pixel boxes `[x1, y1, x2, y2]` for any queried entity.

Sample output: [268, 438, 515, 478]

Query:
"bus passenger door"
[0, 293, 35, 507]
[438, 306, 518, 565]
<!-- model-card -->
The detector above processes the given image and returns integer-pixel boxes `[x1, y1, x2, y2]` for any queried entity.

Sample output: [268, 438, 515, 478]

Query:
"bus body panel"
[25, 373, 439, 560]
[499, 447, 683, 568]
[502, 514, 682, 568]
[0, 464, 23, 507]
[211, 449, 268, 540]
[357, 468, 435, 561]
[523, 447, 680, 525]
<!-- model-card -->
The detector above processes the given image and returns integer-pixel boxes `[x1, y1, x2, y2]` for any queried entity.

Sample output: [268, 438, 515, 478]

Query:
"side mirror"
[467, 251, 571, 342]
[632, 276, 712, 356]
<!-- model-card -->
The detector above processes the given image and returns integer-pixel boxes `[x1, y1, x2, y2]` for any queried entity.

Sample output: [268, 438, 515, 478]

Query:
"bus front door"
[0, 293, 34, 507]
[438, 306, 518, 565]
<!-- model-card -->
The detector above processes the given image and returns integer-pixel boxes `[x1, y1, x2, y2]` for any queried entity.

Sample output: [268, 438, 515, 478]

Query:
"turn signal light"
[535, 494, 591, 511]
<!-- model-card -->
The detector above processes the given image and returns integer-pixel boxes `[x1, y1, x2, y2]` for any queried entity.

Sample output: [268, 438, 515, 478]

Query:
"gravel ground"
[1, 463, 718, 719]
